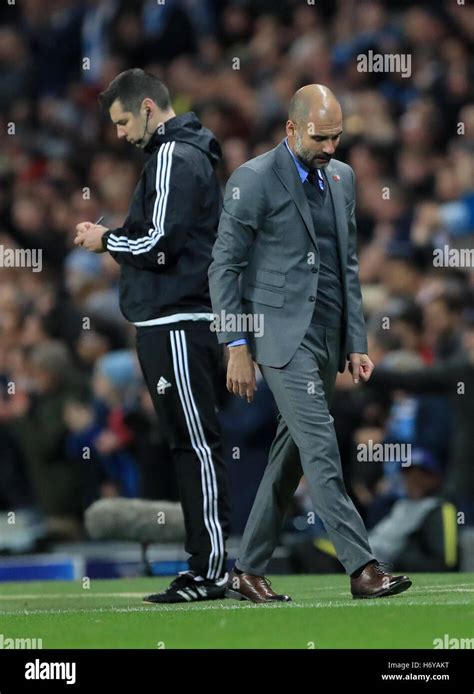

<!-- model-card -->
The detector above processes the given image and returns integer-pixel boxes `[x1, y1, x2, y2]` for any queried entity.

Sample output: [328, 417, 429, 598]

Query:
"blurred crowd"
[0, 0, 473, 569]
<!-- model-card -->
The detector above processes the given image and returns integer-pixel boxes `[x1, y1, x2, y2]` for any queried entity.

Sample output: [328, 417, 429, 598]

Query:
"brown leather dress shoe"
[225, 570, 292, 603]
[351, 562, 412, 599]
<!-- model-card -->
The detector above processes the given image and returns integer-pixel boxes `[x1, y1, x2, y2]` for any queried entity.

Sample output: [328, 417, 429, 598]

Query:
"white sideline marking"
[0, 593, 145, 600]
[0, 586, 474, 614]
[420, 588, 474, 593]
[0, 585, 472, 603]
[0, 597, 473, 617]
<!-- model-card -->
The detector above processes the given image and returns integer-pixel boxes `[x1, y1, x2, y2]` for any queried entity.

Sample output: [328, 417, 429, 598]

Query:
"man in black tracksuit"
[75, 69, 230, 603]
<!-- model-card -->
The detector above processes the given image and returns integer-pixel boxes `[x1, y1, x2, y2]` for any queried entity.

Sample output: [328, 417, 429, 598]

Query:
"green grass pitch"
[0, 573, 472, 649]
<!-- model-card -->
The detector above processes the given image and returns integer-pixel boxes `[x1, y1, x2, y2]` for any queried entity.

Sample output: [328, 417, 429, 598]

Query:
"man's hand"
[226, 344, 257, 403]
[74, 222, 109, 253]
[348, 353, 374, 384]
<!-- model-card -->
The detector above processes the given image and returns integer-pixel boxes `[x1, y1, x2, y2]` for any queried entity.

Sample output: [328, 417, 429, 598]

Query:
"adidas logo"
[177, 586, 209, 601]
[157, 377, 172, 394]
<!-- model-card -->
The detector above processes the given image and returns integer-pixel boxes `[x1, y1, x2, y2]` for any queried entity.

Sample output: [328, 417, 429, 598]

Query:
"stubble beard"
[294, 131, 315, 169]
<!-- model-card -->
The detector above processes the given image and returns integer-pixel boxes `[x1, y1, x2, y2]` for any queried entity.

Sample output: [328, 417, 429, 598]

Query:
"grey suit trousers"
[235, 323, 374, 576]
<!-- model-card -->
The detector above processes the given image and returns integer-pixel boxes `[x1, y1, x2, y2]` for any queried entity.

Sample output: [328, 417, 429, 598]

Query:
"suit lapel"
[273, 142, 317, 249]
[325, 161, 348, 274]
[272, 143, 349, 267]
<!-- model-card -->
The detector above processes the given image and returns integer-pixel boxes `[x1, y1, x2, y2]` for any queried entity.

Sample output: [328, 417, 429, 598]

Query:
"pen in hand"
[75, 216, 106, 250]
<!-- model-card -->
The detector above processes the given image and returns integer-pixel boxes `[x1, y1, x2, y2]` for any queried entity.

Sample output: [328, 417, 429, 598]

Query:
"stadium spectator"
[12, 341, 88, 540]
[368, 448, 459, 573]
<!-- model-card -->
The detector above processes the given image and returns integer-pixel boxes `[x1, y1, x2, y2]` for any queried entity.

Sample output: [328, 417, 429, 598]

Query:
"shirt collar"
[284, 137, 309, 182]
[284, 139, 327, 192]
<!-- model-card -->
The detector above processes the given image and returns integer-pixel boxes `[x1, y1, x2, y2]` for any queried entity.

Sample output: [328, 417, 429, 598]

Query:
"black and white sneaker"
[143, 571, 228, 604]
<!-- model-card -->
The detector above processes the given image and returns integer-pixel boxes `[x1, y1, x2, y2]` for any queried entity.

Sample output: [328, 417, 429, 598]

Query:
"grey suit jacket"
[208, 140, 368, 372]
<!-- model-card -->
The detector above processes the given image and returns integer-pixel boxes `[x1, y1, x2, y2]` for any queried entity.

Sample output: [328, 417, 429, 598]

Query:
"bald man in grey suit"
[209, 85, 412, 602]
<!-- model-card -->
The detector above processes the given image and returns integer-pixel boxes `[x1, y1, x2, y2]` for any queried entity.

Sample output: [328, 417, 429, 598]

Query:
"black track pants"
[135, 321, 230, 580]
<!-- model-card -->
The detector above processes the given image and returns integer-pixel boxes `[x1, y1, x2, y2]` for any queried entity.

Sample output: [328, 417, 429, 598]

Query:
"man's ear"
[142, 98, 154, 116]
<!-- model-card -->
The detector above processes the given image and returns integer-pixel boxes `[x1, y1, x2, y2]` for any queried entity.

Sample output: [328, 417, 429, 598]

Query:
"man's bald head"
[288, 84, 341, 126]
[286, 84, 343, 169]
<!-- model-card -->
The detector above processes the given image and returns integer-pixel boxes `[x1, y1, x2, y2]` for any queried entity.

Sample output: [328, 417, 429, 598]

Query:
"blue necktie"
[308, 169, 325, 195]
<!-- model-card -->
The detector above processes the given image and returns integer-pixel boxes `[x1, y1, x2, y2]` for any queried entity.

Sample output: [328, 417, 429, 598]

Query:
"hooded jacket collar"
[145, 111, 222, 165]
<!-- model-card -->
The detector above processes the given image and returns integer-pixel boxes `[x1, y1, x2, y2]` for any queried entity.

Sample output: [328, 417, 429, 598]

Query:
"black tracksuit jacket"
[102, 112, 222, 324]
